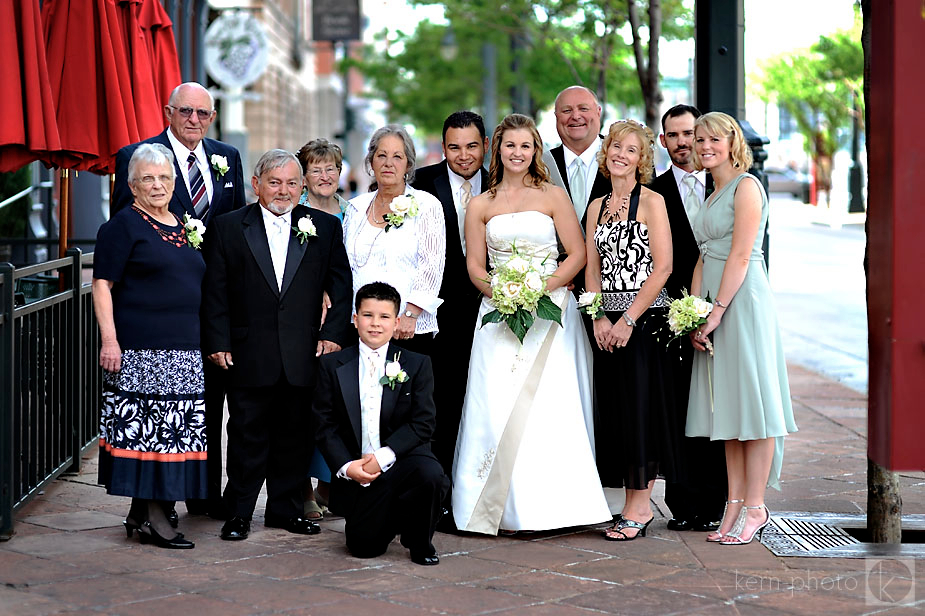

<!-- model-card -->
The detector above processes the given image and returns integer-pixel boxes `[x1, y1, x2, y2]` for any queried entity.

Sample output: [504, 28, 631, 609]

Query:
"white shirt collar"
[259, 205, 292, 229]
[562, 136, 602, 170]
[165, 128, 207, 166]
[670, 164, 706, 189]
[446, 165, 482, 197]
[359, 340, 388, 365]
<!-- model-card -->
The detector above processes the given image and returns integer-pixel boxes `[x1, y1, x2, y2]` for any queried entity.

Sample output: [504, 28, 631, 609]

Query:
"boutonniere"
[210, 154, 229, 178]
[383, 194, 420, 232]
[379, 352, 409, 390]
[577, 291, 605, 319]
[293, 215, 317, 244]
[182, 213, 205, 249]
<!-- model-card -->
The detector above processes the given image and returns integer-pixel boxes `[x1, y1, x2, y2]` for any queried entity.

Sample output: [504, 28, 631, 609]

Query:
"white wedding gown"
[452, 211, 612, 534]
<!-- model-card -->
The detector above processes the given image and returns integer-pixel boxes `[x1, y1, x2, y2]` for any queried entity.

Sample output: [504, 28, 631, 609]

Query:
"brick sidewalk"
[2, 365, 923, 615]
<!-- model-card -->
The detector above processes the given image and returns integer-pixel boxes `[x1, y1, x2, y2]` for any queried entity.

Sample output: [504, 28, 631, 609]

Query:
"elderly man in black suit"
[411, 111, 488, 531]
[201, 149, 352, 541]
[648, 104, 726, 534]
[112, 81, 247, 521]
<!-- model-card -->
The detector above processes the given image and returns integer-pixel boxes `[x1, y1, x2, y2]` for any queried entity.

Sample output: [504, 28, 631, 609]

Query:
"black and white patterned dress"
[94, 206, 208, 500]
[591, 184, 684, 490]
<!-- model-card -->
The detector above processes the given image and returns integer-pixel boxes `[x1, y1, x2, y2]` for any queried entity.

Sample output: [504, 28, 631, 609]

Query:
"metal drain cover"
[759, 512, 925, 559]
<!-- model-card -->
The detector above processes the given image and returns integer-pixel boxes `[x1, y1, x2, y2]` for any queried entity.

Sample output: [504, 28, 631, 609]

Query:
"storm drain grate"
[758, 512, 925, 559]
[762, 517, 860, 554]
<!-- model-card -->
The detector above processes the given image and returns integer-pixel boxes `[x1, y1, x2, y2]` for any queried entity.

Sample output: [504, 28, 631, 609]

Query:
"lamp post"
[848, 90, 865, 213]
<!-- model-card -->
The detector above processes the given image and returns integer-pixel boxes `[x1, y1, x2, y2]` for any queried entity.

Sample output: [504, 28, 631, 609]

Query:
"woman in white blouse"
[344, 125, 446, 350]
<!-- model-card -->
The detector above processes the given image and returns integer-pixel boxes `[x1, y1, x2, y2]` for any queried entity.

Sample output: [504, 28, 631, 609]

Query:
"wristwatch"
[404, 310, 418, 319]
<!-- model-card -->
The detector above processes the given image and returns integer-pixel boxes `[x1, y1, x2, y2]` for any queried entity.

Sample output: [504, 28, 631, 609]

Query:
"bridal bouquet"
[664, 289, 714, 355]
[480, 243, 562, 344]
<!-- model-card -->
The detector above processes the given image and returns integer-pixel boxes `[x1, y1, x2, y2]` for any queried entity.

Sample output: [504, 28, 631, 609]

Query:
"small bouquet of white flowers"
[182, 214, 205, 249]
[210, 154, 229, 178]
[383, 194, 419, 231]
[664, 289, 714, 355]
[293, 215, 317, 244]
[480, 243, 562, 344]
[576, 291, 604, 320]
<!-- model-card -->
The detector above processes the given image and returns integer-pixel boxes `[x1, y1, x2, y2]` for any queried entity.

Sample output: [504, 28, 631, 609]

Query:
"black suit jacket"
[549, 143, 611, 215]
[112, 129, 246, 223]
[648, 169, 712, 300]
[313, 343, 438, 513]
[200, 203, 353, 388]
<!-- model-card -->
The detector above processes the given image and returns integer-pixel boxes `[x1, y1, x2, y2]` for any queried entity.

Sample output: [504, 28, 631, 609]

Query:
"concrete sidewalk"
[2, 364, 923, 615]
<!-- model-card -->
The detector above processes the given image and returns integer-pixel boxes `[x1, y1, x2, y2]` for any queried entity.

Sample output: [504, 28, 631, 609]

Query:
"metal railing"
[0, 249, 100, 539]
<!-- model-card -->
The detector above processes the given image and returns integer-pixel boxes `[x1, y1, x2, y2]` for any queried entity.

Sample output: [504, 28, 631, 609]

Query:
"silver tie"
[681, 173, 702, 223]
[569, 158, 587, 220]
[459, 180, 472, 255]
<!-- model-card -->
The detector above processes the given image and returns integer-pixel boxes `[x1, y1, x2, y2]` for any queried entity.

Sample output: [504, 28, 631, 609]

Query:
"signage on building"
[204, 11, 269, 89]
[312, 0, 361, 41]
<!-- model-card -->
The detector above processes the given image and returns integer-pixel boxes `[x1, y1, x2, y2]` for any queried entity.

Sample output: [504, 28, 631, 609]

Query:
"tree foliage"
[756, 23, 863, 191]
[351, 0, 693, 136]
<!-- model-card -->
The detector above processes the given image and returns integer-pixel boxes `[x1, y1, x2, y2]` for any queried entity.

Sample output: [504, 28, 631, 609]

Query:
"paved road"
[767, 196, 868, 392]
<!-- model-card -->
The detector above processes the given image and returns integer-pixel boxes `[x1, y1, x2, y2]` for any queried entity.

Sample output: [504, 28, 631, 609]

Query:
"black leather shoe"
[693, 517, 721, 532]
[166, 507, 179, 529]
[221, 517, 250, 541]
[138, 522, 194, 549]
[410, 551, 440, 566]
[264, 515, 321, 535]
[666, 518, 693, 531]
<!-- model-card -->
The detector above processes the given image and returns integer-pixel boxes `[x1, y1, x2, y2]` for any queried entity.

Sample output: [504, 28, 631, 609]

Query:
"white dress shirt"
[336, 341, 397, 485]
[260, 206, 292, 290]
[446, 166, 482, 256]
[561, 136, 602, 220]
[344, 187, 446, 335]
[670, 164, 707, 225]
[165, 128, 214, 203]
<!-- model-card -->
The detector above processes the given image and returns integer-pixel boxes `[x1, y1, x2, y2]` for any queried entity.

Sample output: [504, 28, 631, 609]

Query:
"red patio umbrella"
[117, 0, 167, 141]
[137, 0, 182, 120]
[0, 0, 62, 173]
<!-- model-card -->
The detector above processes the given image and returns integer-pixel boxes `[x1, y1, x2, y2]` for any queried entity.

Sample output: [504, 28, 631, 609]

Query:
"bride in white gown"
[452, 114, 611, 534]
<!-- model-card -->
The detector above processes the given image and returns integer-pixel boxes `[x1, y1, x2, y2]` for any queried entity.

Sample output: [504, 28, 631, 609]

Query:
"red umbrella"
[137, 0, 182, 117]
[0, 0, 62, 172]
[117, 0, 166, 141]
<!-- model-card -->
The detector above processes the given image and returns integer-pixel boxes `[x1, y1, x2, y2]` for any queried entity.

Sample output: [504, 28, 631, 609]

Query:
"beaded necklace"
[133, 206, 187, 248]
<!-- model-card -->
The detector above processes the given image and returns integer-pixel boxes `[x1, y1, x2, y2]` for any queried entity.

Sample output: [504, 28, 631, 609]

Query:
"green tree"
[756, 26, 863, 204]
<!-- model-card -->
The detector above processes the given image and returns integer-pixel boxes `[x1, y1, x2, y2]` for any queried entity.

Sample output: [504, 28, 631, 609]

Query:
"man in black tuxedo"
[542, 86, 610, 225]
[313, 282, 449, 566]
[201, 149, 352, 541]
[113, 82, 247, 520]
[648, 104, 727, 533]
[411, 111, 487, 530]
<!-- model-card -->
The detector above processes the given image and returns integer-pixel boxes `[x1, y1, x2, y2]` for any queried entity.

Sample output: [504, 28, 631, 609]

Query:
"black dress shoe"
[666, 518, 693, 531]
[138, 522, 195, 549]
[264, 515, 321, 535]
[166, 507, 179, 529]
[410, 551, 440, 566]
[693, 518, 721, 532]
[221, 517, 250, 541]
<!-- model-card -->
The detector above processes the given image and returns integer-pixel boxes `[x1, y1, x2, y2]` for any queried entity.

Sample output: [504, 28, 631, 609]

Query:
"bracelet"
[714, 299, 728, 309]
[622, 312, 636, 327]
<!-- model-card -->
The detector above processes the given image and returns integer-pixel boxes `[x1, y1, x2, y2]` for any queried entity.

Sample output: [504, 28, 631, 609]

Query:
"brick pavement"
[2, 364, 923, 615]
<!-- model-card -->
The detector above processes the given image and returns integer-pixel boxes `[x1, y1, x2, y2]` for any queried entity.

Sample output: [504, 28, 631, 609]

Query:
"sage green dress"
[686, 173, 797, 490]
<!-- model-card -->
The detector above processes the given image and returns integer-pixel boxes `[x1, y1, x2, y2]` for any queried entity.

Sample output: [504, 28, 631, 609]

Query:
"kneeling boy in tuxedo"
[313, 282, 449, 565]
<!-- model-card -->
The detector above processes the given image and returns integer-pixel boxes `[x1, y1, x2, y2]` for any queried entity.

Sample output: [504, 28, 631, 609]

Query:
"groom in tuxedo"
[648, 104, 727, 533]
[201, 149, 352, 540]
[313, 282, 449, 565]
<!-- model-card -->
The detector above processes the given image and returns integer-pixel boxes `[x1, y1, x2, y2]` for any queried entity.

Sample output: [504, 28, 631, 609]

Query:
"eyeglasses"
[137, 175, 174, 185]
[307, 166, 339, 178]
[167, 105, 214, 120]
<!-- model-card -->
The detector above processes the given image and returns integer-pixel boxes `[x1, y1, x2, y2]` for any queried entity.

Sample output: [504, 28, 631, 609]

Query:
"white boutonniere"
[293, 215, 317, 244]
[182, 214, 205, 249]
[577, 291, 605, 319]
[379, 352, 409, 390]
[210, 154, 229, 178]
[383, 194, 420, 232]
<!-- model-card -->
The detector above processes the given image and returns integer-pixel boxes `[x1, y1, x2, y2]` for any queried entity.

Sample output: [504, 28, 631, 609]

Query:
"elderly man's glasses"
[307, 166, 339, 178]
[137, 175, 173, 185]
[167, 105, 214, 120]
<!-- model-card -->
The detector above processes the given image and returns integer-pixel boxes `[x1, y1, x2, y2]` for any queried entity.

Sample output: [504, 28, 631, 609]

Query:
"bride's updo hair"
[597, 119, 656, 184]
[488, 113, 550, 196]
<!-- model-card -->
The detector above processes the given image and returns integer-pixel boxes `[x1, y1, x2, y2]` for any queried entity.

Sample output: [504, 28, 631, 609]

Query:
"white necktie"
[682, 174, 702, 222]
[362, 350, 381, 454]
[269, 218, 288, 289]
[569, 158, 587, 218]
[459, 180, 472, 255]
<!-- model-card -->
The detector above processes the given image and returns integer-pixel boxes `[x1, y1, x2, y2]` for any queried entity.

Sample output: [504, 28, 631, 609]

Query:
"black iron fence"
[0, 249, 100, 539]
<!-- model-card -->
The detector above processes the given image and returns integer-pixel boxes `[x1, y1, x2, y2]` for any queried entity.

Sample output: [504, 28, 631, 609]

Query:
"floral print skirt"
[98, 349, 208, 500]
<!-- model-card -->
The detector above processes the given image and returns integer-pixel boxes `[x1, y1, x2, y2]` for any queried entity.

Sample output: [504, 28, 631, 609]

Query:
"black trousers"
[223, 377, 312, 520]
[344, 453, 449, 559]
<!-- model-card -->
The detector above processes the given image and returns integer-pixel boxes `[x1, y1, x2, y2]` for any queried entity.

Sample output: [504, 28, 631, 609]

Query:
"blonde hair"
[597, 119, 656, 184]
[487, 114, 550, 196]
[692, 112, 753, 171]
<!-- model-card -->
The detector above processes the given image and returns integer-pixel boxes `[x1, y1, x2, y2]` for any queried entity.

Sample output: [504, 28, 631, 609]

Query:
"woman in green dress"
[686, 112, 797, 546]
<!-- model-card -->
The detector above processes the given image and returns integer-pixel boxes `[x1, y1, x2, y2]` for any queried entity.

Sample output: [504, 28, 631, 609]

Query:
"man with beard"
[201, 150, 352, 541]
[648, 104, 727, 534]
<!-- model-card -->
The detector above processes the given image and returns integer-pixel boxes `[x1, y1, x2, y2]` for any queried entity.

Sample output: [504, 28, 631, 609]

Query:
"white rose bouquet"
[383, 194, 420, 231]
[293, 215, 317, 244]
[182, 214, 205, 249]
[576, 291, 604, 319]
[480, 243, 562, 344]
[664, 289, 714, 355]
